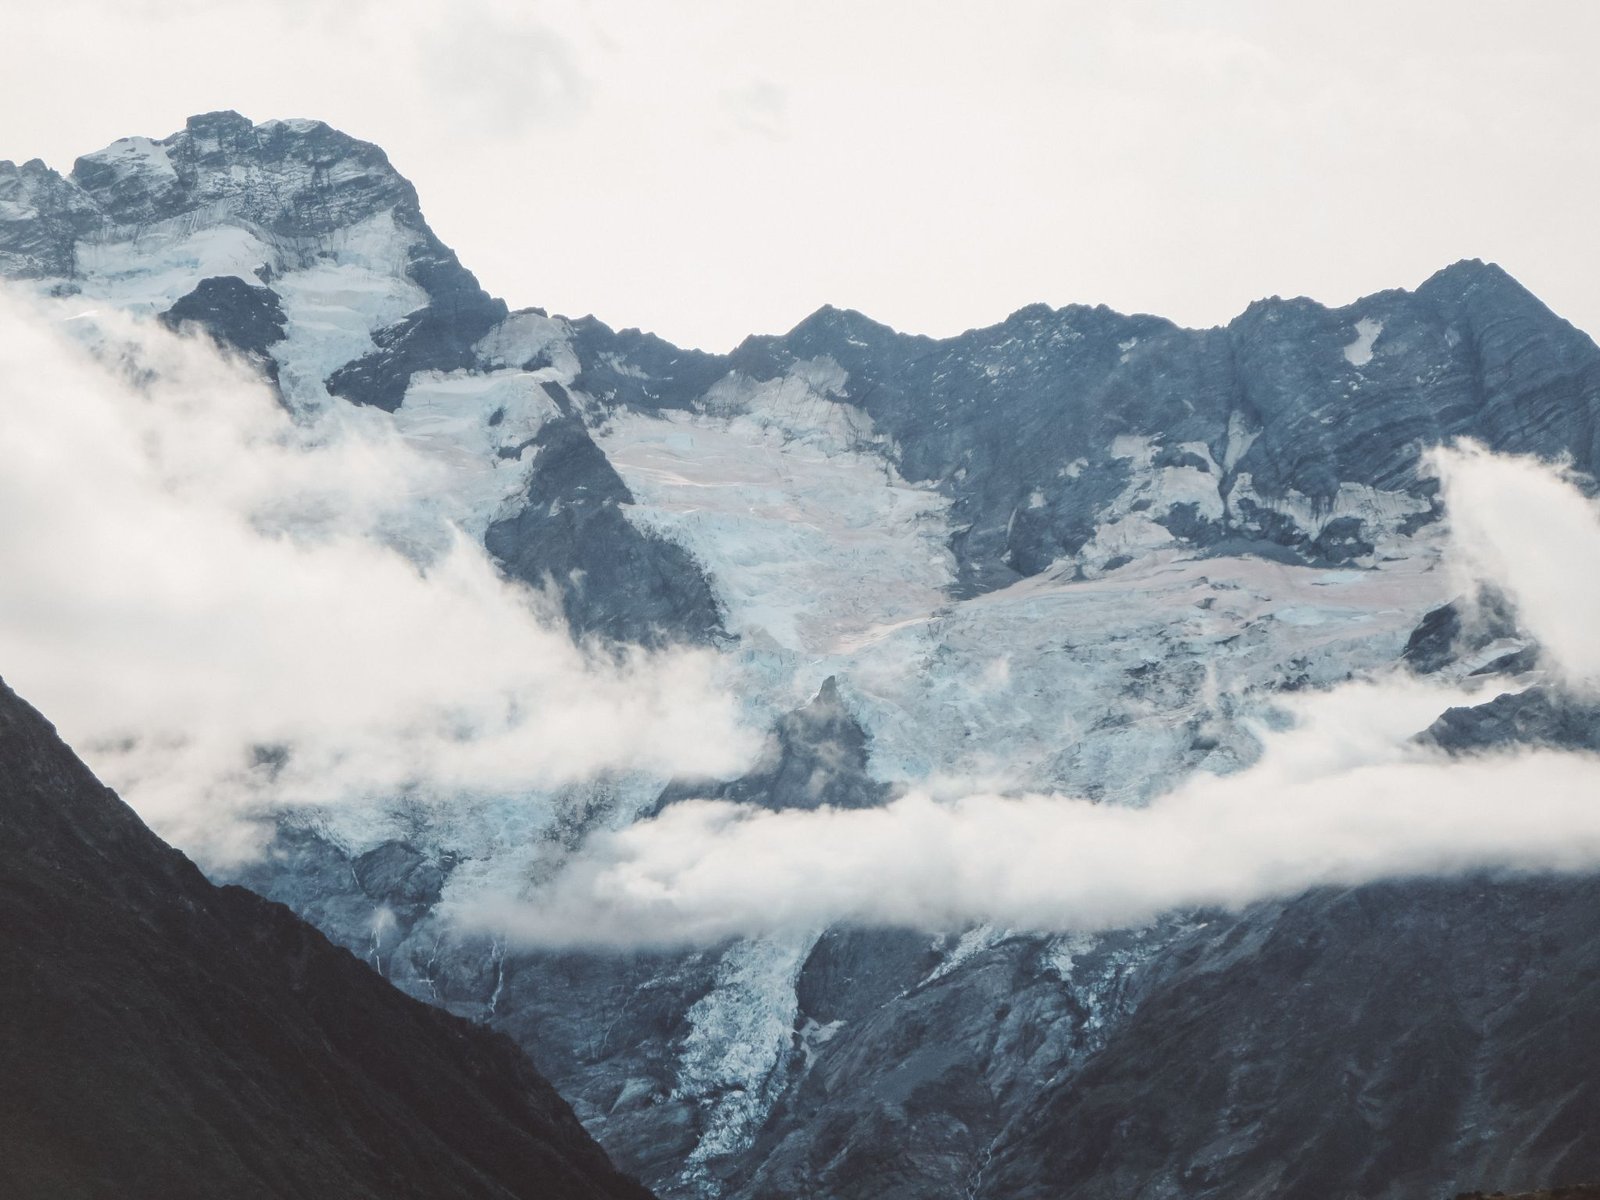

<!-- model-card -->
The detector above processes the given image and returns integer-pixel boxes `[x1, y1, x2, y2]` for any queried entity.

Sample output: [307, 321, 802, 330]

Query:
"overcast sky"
[8, 1, 1598, 350]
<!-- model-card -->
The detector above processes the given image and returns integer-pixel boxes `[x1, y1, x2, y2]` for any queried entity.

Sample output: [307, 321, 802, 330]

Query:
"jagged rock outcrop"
[0, 112, 720, 644]
[6, 110, 487, 306]
[0, 676, 654, 1200]
[1422, 687, 1600, 754]
[1404, 590, 1526, 675]
[0, 156, 99, 279]
[484, 416, 725, 647]
[654, 677, 890, 815]
[160, 273, 288, 384]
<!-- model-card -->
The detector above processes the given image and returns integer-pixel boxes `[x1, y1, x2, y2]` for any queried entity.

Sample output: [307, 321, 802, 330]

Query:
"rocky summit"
[4, 112, 1600, 1199]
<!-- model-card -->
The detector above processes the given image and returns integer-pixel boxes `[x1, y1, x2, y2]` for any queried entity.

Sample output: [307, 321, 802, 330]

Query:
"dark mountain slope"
[0, 676, 654, 1200]
[976, 876, 1600, 1200]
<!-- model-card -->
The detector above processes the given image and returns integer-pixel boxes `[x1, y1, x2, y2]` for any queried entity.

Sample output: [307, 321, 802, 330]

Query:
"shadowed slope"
[0, 677, 654, 1200]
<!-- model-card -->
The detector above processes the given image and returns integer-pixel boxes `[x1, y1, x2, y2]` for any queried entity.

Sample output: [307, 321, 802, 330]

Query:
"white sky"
[7, 0, 1599, 350]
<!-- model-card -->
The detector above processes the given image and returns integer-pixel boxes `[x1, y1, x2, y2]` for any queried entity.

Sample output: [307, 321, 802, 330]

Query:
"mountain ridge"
[6, 113, 1584, 351]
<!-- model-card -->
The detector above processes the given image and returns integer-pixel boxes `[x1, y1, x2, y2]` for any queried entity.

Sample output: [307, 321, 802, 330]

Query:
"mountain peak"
[1413, 257, 1596, 355]
[184, 108, 254, 136]
[64, 112, 413, 237]
[772, 303, 910, 359]
[1415, 257, 1523, 301]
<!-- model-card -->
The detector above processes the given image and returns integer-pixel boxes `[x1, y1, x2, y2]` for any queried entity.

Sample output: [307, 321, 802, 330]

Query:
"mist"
[0, 291, 759, 864]
[481, 445, 1600, 948]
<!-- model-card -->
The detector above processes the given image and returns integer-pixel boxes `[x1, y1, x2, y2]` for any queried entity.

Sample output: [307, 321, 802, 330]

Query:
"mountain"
[4, 111, 1600, 1199]
[0, 675, 653, 1200]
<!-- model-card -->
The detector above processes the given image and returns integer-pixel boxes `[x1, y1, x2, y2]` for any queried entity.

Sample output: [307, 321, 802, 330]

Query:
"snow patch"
[61, 206, 428, 415]
[1222, 410, 1260, 473]
[796, 1017, 845, 1072]
[1228, 473, 1434, 561]
[926, 924, 1011, 983]
[1343, 317, 1383, 367]
[1072, 437, 1224, 569]
[674, 932, 816, 1182]
[597, 389, 955, 659]
[474, 310, 582, 380]
[386, 367, 564, 544]
[1044, 931, 1099, 983]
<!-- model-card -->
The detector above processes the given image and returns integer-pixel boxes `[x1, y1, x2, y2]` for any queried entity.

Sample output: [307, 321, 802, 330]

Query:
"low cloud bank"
[481, 444, 1600, 947]
[0, 292, 757, 864]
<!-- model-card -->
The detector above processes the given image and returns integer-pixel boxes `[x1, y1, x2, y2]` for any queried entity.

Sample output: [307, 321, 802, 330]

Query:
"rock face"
[1422, 687, 1600, 754]
[654, 677, 890, 815]
[160, 273, 288, 386]
[484, 415, 726, 647]
[1403, 590, 1525, 675]
[0, 676, 654, 1200]
[6, 113, 1600, 1200]
[978, 878, 1600, 1200]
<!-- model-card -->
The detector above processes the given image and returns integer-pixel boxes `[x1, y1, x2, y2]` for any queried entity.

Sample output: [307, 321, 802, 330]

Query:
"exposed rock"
[568, 315, 731, 412]
[0, 156, 99, 277]
[655, 677, 890, 814]
[324, 278, 508, 412]
[484, 416, 725, 646]
[160, 274, 287, 385]
[352, 839, 451, 923]
[1420, 687, 1600, 755]
[70, 110, 410, 235]
[1404, 589, 1526, 675]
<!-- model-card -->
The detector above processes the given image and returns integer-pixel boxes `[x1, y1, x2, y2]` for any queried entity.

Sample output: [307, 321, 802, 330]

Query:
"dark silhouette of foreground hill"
[0, 677, 654, 1200]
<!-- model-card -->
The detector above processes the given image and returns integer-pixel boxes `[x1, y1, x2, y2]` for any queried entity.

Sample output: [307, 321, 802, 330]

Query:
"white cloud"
[1431, 440, 1600, 686]
[0, 291, 758, 864]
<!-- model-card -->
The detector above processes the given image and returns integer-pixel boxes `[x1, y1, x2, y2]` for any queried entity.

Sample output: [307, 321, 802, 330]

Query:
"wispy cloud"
[1430, 440, 1600, 687]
